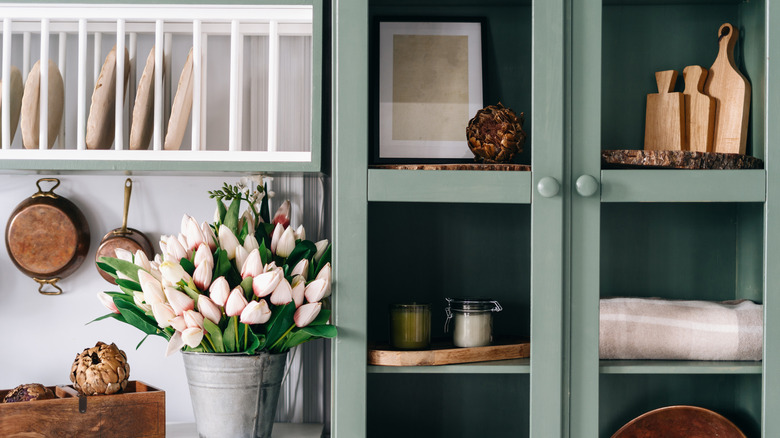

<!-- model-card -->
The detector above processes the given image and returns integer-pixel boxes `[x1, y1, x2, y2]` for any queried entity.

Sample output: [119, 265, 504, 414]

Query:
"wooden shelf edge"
[599, 360, 763, 375]
[368, 358, 531, 374]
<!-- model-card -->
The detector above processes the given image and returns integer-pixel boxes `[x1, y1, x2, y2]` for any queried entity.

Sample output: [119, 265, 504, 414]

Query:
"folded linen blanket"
[599, 298, 762, 361]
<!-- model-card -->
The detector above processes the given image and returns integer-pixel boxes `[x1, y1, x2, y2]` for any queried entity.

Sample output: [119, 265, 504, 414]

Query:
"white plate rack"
[0, 3, 321, 170]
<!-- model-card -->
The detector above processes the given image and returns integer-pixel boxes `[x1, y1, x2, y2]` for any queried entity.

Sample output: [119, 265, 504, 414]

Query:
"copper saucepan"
[95, 178, 154, 284]
[5, 178, 90, 295]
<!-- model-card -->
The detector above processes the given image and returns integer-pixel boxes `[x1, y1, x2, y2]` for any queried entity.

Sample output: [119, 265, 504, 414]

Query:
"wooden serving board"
[682, 65, 715, 152]
[368, 338, 530, 366]
[644, 70, 685, 151]
[602, 149, 763, 170]
[370, 163, 531, 171]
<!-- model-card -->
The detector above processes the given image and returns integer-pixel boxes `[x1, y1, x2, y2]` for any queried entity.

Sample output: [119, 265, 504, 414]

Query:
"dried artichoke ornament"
[466, 102, 526, 163]
[70, 341, 130, 395]
[2, 383, 55, 403]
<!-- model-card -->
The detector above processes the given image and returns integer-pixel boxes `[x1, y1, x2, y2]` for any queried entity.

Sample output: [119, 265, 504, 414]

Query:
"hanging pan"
[5, 178, 90, 295]
[95, 178, 154, 284]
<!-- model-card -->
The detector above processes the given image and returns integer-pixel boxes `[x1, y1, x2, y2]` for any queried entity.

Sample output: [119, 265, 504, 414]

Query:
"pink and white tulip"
[97, 292, 120, 314]
[160, 260, 192, 287]
[243, 234, 259, 254]
[165, 286, 195, 316]
[314, 239, 329, 262]
[291, 259, 309, 280]
[240, 300, 272, 325]
[218, 225, 240, 259]
[152, 303, 176, 328]
[202, 222, 217, 251]
[294, 224, 305, 241]
[181, 327, 204, 348]
[193, 243, 213, 268]
[166, 331, 184, 357]
[138, 270, 165, 305]
[193, 259, 213, 291]
[183, 310, 205, 330]
[252, 269, 282, 298]
[225, 287, 248, 317]
[271, 200, 291, 228]
[276, 226, 296, 258]
[270, 224, 284, 255]
[303, 278, 328, 304]
[209, 276, 231, 307]
[234, 246, 249, 275]
[294, 302, 322, 328]
[241, 249, 264, 279]
[291, 275, 305, 308]
[240, 209, 255, 234]
[315, 262, 332, 298]
[134, 250, 152, 272]
[270, 277, 293, 305]
[183, 215, 206, 250]
[164, 235, 189, 262]
[197, 295, 222, 325]
[133, 291, 152, 312]
[114, 248, 134, 262]
[170, 315, 188, 332]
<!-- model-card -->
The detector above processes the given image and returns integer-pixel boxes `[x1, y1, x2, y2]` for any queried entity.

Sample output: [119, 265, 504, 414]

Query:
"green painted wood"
[331, 0, 368, 436]
[367, 358, 530, 374]
[599, 360, 763, 375]
[530, 0, 565, 437]
[367, 169, 532, 204]
[600, 169, 766, 203]
[569, 0, 602, 437]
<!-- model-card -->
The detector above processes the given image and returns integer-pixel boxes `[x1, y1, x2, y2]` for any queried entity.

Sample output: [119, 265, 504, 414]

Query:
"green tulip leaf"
[87, 312, 125, 325]
[301, 324, 337, 338]
[216, 198, 227, 225]
[180, 257, 196, 276]
[97, 262, 118, 278]
[224, 198, 241, 236]
[116, 278, 142, 292]
[240, 277, 254, 300]
[213, 249, 231, 278]
[265, 303, 296, 349]
[258, 239, 269, 266]
[203, 318, 225, 353]
[136, 334, 150, 350]
[309, 309, 331, 326]
[245, 330, 261, 354]
[314, 244, 331, 276]
[285, 240, 316, 269]
[259, 183, 270, 223]
[115, 299, 161, 336]
[98, 257, 142, 283]
[239, 221, 249, 245]
[104, 291, 134, 303]
[224, 316, 238, 352]
[180, 283, 201, 304]
[280, 329, 311, 351]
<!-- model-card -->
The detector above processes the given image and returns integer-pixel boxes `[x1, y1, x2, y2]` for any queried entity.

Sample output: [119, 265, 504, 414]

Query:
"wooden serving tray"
[602, 149, 763, 170]
[0, 381, 165, 438]
[369, 338, 530, 366]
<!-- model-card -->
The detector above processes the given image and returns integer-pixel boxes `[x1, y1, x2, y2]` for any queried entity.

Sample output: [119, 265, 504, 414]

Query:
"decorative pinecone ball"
[70, 342, 130, 395]
[466, 103, 526, 163]
[2, 383, 55, 403]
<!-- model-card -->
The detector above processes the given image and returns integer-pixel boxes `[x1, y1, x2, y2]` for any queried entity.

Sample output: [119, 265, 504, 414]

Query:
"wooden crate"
[0, 381, 165, 438]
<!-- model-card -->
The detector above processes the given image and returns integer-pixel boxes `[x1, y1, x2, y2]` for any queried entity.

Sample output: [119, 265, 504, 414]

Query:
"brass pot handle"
[114, 178, 133, 235]
[34, 278, 63, 295]
[32, 178, 61, 199]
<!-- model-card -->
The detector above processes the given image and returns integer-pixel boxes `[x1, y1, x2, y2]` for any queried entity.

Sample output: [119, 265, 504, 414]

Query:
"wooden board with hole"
[369, 338, 530, 366]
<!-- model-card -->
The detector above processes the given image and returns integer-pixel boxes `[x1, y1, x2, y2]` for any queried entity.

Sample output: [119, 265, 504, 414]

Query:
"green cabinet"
[332, 0, 773, 436]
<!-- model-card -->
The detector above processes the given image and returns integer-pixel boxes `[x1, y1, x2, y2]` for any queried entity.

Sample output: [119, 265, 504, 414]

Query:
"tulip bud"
[270, 224, 283, 255]
[276, 227, 296, 258]
[181, 327, 204, 348]
[134, 250, 152, 272]
[114, 248, 134, 262]
[133, 291, 152, 312]
[164, 234, 189, 262]
[97, 292, 120, 314]
[304, 278, 328, 304]
[218, 225, 240, 259]
[235, 246, 249, 275]
[183, 310, 205, 329]
[252, 269, 282, 298]
[160, 260, 192, 286]
[294, 302, 322, 328]
[202, 222, 217, 251]
[165, 286, 195, 316]
[291, 259, 309, 281]
[198, 295, 222, 325]
[166, 331, 184, 357]
[241, 249, 264, 279]
[225, 287, 248, 317]
[240, 299, 272, 325]
[294, 224, 305, 241]
[270, 277, 293, 305]
[138, 270, 165, 305]
[193, 259, 213, 291]
[240, 209, 255, 235]
[152, 303, 176, 328]
[291, 275, 305, 308]
[183, 215, 206, 250]
[314, 239, 329, 263]
[264, 261, 277, 272]
[271, 199, 291, 228]
[315, 262, 332, 298]
[243, 234, 259, 254]
[170, 315, 188, 332]
[193, 243, 214, 268]
[209, 276, 231, 307]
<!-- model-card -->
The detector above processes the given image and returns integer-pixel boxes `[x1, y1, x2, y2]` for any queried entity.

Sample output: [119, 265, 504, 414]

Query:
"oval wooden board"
[86, 45, 130, 150]
[612, 406, 746, 438]
[129, 46, 158, 150]
[20, 60, 64, 149]
[164, 47, 194, 151]
[0, 66, 24, 144]
[368, 338, 529, 366]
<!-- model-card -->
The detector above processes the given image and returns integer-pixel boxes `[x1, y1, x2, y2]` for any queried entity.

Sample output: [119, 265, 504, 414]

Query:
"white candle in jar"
[452, 311, 493, 347]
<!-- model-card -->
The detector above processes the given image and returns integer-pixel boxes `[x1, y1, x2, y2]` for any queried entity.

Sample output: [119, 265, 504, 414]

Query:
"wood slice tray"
[0, 380, 165, 437]
[602, 150, 763, 170]
[369, 338, 530, 366]
[370, 163, 531, 171]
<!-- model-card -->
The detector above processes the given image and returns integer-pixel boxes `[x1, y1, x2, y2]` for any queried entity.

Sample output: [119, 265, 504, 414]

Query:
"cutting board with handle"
[644, 70, 685, 151]
[682, 65, 715, 152]
[703, 23, 750, 155]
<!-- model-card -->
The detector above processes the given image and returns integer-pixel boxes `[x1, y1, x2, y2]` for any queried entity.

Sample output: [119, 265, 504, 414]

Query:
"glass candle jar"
[444, 298, 503, 348]
[389, 303, 431, 350]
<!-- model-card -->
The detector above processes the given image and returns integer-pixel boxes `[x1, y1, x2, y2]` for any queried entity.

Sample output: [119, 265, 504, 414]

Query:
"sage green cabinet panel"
[367, 374, 529, 438]
[600, 170, 766, 203]
[599, 360, 762, 375]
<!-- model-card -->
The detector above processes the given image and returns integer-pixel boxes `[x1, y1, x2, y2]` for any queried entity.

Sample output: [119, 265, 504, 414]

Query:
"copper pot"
[5, 178, 90, 295]
[95, 178, 154, 284]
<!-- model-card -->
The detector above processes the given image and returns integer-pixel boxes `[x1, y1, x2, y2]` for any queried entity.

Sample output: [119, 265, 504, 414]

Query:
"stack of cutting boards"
[644, 23, 750, 155]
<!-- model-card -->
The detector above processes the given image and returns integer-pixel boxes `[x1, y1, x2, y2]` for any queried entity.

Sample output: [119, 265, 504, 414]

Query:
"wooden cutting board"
[644, 70, 685, 151]
[682, 66, 715, 152]
[20, 60, 64, 149]
[86, 45, 131, 150]
[129, 46, 158, 150]
[368, 338, 529, 366]
[0, 65, 23, 144]
[164, 47, 194, 151]
[703, 23, 751, 155]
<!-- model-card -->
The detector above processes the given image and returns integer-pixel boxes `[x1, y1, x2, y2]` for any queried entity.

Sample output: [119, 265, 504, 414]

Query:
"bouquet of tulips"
[94, 180, 335, 356]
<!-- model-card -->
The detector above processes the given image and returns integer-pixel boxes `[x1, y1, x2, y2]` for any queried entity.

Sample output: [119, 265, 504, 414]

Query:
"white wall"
[0, 173, 315, 424]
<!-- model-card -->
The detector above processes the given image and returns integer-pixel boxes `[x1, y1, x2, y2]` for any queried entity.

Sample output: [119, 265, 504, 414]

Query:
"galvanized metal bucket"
[181, 351, 289, 438]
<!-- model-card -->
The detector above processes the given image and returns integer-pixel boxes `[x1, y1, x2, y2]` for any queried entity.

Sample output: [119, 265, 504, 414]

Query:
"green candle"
[389, 303, 431, 350]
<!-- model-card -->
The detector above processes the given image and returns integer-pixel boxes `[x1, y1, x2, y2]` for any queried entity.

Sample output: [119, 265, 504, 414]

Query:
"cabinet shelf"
[600, 169, 765, 203]
[599, 360, 762, 374]
[367, 168, 532, 203]
[368, 358, 530, 374]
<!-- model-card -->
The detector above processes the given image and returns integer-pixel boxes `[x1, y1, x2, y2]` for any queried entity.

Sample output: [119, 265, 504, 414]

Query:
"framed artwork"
[376, 19, 483, 162]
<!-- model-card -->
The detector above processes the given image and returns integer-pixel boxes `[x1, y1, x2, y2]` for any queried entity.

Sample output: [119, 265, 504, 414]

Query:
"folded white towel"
[599, 298, 762, 361]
